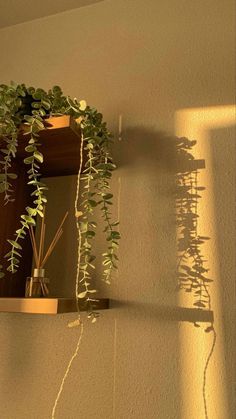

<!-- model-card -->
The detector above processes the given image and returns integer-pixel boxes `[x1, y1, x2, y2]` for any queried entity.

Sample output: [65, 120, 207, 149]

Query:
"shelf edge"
[0, 298, 109, 314]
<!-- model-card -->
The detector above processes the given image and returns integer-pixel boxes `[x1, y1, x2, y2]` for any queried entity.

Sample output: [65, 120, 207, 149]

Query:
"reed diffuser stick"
[30, 225, 39, 267]
[28, 209, 68, 270]
[41, 211, 68, 267]
[41, 229, 63, 268]
[54, 211, 69, 238]
[38, 207, 46, 267]
[41, 223, 46, 263]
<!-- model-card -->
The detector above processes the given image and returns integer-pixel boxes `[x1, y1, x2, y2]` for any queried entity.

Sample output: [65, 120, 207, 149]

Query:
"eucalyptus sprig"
[77, 141, 99, 320]
[5, 115, 48, 273]
[0, 83, 23, 203]
[66, 97, 120, 286]
[95, 165, 120, 284]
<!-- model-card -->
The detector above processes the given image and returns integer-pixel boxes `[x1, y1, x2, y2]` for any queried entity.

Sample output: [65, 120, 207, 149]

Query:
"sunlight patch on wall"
[175, 105, 235, 419]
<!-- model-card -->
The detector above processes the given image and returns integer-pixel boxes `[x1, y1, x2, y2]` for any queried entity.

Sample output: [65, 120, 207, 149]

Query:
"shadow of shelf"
[0, 298, 109, 314]
[166, 306, 214, 323]
[112, 300, 214, 323]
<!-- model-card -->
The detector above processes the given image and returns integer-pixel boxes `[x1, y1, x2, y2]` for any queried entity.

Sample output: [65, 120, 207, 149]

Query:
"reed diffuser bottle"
[25, 207, 68, 298]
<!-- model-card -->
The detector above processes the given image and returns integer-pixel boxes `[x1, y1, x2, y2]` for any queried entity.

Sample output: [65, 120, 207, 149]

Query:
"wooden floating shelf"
[0, 298, 109, 314]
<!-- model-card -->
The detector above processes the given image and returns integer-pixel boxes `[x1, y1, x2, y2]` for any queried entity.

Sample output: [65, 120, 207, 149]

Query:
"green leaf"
[37, 209, 44, 217]
[52, 85, 62, 95]
[6, 265, 17, 273]
[111, 231, 121, 239]
[42, 100, 51, 110]
[33, 151, 43, 163]
[21, 215, 36, 225]
[24, 156, 34, 165]
[103, 193, 113, 200]
[85, 230, 95, 238]
[27, 180, 38, 185]
[24, 115, 34, 123]
[7, 240, 22, 250]
[88, 200, 97, 207]
[89, 221, 97, 228]
[25, 145, 36, 153]
[34, 119, 45, 130]
[7, 173, 17, 179]
[5, 249, 22, 258]
[26, 207, 37, 216]
[32, 102, 41, 109]
[27, 87, 35, 95]
[38, 108, 46, 117]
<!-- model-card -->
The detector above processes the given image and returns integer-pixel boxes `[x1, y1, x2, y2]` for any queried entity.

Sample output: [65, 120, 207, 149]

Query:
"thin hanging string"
[193, 170, 217, 419]
[74, 131, 85, 314]
[112, 118, 122, 418]
[51, 323, 84, 419]
[115, 175, 122, 283]
[117, 176, 121, 226]
[116, 113, 122, 278]
[203, 327, 217, 419]
[51, 131, 85, 419]
[118, 114, 122, 141]
[112, 319, 118, 419]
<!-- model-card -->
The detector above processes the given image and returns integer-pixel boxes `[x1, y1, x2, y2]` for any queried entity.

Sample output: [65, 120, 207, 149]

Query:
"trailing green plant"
[0, 82, 120, 318]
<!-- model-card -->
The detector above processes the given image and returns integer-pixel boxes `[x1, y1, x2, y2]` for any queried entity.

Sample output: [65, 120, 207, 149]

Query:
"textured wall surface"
[0, 1, 235, 418]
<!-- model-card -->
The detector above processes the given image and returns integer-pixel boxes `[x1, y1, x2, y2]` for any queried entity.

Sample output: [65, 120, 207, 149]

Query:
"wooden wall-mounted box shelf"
[0, 298, 109, 314]
[17, 115, 81, 177]
[0, 116, 109, 313]
[0, 115, 82, 298]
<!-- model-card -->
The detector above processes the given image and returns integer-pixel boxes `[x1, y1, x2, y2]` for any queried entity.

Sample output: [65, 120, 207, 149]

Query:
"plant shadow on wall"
[175, 136, 214, 328]
[113, 127, 213, 324]
[174, 136, 215, 419]
[108, 128, 215, 419]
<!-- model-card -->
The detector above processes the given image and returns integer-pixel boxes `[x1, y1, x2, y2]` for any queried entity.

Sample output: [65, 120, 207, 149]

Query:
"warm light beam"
[175, 105, 235, 419]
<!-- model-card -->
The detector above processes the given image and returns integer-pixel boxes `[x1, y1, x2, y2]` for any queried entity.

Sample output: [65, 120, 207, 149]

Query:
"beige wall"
[0, 1, 235, 418]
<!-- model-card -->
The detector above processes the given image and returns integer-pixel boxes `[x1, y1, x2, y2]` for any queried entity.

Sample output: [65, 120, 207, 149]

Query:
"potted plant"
[0, 82, 120, 321]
